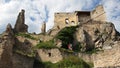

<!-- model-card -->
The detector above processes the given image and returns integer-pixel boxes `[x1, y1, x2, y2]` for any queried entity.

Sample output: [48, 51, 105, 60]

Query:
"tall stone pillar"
[14, 9, 28, 33]
[41, 22, 46, 34]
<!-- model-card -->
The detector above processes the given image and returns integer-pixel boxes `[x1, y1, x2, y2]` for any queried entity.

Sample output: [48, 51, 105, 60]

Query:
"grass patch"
[56, 56, 93, 68]
[15, 33, 37, 40]
[36, 40, 57, 49]
[33, 56, 93, 68]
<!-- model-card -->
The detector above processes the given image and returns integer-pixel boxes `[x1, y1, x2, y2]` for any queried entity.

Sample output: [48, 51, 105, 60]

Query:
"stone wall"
[91, 5, 106, 22]
[37, 48, 63, 63]
[54, 13, 78, 29]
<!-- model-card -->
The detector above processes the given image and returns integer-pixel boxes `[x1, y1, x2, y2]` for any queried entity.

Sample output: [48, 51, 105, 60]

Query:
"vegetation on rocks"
[55, 26, 78, 49]
[15, 33, 37, 40]
[33, 56, 93, 68]
[36, 40, 57, 49]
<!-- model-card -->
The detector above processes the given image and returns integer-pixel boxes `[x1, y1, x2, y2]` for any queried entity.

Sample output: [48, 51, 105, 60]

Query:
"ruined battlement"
[54, 5, 106, 29]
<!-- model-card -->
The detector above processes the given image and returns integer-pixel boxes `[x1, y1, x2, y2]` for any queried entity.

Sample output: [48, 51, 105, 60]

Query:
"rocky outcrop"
[0, 23, 34, 68]
[12, 38, 35, 68]
[14, 9, 28, 33]
[0, 23, 15, 68]
[12, 52, 34, 68]
[75, 21, 116, 51]
[93, 41, 120, 67]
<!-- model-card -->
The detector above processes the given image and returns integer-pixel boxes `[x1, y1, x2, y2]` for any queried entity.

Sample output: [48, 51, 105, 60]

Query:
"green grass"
[56, 56, 93, 68]
[36, 40, 57, 49]
[33, 56, 93, 68]
[15, 33, 37, 40]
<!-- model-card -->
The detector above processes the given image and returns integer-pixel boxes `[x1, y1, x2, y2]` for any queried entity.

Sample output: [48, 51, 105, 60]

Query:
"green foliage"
[84, 48, 98, 54]
[33, 56, 93, 68]
[73, 42, 82, 52]
[36, 40, 57, 49]
[56, 56, 92, 68]
[56, 26, 77, 49]
[15, 33, 37, 40]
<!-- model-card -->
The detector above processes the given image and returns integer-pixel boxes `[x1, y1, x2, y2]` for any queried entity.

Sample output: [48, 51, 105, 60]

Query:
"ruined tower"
[91, 5, 106, 22]
[41, 22, 46, 34]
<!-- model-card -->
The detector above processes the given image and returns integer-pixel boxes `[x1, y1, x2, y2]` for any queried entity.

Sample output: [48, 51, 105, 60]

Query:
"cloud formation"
[0, 0, 120, 34]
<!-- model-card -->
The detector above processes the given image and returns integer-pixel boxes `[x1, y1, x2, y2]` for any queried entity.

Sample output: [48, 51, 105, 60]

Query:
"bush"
[55, 26, 77, 49]
[36, 40, 57, 49]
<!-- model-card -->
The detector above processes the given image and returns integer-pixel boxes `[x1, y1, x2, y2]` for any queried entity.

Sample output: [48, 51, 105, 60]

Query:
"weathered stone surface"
[0, 24, 14, 68]
[41, 22, 46, 34]
[14, 9, 28, 33]
[37, 48, 63, 63]
[93, 41, 120, 68]
[0, 23, 34, 68]
[55, 39, 62, 48]
[12, 53, 34, 68]
[75, 21, 116, 51]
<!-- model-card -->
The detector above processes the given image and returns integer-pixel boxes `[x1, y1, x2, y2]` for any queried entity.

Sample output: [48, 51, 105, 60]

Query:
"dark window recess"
[48, 53, 51, 57]
[0, 38, 2, 43]
[71, 21, 75, 24]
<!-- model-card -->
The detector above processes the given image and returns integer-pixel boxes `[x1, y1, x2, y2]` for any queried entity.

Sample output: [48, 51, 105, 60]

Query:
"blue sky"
[0, 0, 120, 34]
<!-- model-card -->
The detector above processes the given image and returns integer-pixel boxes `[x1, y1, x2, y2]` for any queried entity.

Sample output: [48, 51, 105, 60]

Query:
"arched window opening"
[65, 18, 69, 24]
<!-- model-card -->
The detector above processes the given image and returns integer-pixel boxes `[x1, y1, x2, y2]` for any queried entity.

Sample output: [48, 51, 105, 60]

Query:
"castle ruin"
[54, 5, 106, 29]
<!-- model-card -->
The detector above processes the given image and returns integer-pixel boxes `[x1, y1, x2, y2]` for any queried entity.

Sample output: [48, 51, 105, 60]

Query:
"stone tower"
[41, 22, 46, 34]
[91, 5, 106, 22]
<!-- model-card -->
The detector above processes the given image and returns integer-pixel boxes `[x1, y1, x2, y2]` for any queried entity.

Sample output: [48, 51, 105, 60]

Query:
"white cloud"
[0, 0, 120, 34]
[101, 0, 120, 32]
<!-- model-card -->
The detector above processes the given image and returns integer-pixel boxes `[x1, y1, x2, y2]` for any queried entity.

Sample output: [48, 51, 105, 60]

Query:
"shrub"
[55, 26, 77, 49]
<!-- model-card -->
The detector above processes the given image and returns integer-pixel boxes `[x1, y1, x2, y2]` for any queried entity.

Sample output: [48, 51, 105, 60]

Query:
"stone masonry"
[54, 5, 106, 29]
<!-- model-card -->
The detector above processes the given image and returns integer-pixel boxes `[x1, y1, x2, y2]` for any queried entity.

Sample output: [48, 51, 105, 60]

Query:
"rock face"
[14, 9, 28, 33]
[94, 41, 120, 68]
[0, 23, 34, 68]
[12, 53, 34, 68]
[75, 21, 116, 51]
[0, 24, 15, 68]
